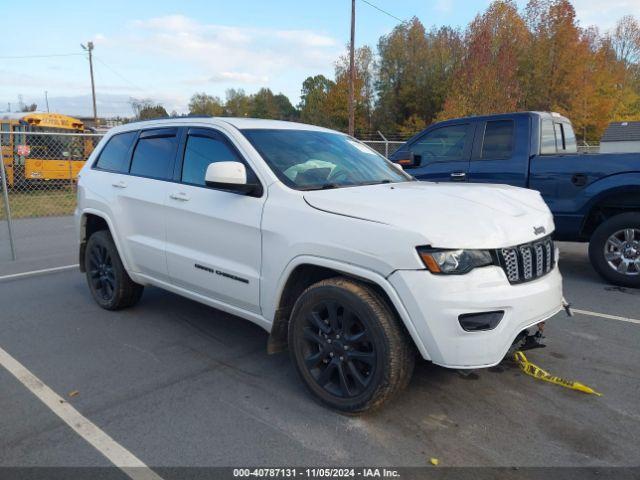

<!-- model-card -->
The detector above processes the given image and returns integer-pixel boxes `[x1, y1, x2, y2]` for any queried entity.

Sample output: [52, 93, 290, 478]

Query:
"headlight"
[417, 247, 495, 274]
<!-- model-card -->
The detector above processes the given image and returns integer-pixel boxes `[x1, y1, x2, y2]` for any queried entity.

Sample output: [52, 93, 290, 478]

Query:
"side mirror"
[205, 161, 260, 195]
[393, 150, 420, 168]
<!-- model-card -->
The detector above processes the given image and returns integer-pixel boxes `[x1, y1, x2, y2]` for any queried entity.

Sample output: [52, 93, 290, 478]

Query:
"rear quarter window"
[94, 131, 137, 172]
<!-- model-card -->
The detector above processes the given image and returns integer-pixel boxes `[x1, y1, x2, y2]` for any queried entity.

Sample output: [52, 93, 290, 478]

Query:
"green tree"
[130, 98, 168, 120]
[299, 74, 335, 126]
[224, 88, 251, 117]
[374, 18, 463, 131]
[188, 92, 224, 116]
[249, 88, 297, 120]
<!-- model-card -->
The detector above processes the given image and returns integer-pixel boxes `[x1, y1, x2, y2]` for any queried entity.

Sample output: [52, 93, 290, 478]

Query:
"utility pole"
[44, 91, 50, 112]
[348, 0, 356, 137]
[81, 41, 98, 126]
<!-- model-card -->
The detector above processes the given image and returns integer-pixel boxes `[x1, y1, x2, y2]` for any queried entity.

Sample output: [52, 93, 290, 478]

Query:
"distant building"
[600, 121, 640, 153]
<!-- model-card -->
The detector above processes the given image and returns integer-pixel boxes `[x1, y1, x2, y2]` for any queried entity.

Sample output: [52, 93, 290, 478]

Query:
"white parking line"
[572, 308, 640, 326]
[0, 346, 163, 480]
[0, 264, 78, 282]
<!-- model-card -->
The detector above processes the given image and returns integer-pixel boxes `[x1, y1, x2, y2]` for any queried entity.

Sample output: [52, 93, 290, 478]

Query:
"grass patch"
[1, 188, 77, 219]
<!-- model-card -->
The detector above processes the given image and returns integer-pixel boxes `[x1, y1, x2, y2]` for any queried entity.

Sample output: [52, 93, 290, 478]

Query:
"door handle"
[170, 192, 190, 202]
[450, 172, 467, 181]
[111, 180, 127, 188]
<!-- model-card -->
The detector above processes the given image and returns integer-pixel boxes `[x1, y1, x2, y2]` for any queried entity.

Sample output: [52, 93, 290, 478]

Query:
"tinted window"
[540, 119, 557, 154]
[182, 135, 242, 186]
[481, 120, 514, 158]
[130, 133, 177, 180]
[95, 132, 137, 172]
[412, 125, 468, 163]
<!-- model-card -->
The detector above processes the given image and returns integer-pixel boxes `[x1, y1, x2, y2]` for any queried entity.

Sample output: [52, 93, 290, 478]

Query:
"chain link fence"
[360, 140, 406, 158]
[0, 131, 103, 260]
[0, 128, 607, 264]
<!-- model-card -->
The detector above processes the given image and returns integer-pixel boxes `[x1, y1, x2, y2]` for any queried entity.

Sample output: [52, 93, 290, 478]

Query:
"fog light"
[458, 311, 504, 332]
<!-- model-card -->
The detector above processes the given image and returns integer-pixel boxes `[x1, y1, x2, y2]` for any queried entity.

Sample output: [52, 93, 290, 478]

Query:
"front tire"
[85, 230, 144, 309]
[589, 213, 640, 288]
[288, 277, 414, 413]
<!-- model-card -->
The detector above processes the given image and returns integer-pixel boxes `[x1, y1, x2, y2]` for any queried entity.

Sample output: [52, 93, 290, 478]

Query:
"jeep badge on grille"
[533, 226, 546, 235]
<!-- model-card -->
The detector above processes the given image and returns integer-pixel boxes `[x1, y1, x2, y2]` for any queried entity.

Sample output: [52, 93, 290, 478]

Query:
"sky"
[1, 0, 639, 118]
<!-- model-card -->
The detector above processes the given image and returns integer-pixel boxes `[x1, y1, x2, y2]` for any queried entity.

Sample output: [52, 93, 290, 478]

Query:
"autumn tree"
[609, 16, 640, 121]
[328, 45, 375, 133]
[440, 0, 529, 119]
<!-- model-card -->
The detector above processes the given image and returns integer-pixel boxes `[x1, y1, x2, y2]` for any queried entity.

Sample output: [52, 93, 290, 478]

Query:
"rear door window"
[94, 131, 137, 172]
[129, 129, 178, 180]
[481, 120, 514, 158]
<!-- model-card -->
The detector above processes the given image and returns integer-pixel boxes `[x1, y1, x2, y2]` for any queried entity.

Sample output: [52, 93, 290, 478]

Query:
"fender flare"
[78, 208, 134, 274]
[270, 255, 430, 360]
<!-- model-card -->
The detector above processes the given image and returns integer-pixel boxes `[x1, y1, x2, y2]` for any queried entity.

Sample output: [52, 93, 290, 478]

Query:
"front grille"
[497, 236, 555, 284]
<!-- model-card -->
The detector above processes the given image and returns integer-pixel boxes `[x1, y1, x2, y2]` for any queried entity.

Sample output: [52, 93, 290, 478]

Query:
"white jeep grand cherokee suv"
[76, 117, 563, 412]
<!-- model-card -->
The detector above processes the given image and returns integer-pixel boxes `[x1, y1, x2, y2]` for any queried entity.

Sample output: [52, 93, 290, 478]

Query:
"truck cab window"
[412, 125, 468, 163]
[561, 123, 577, 153]
[540, 119, 557, 154]
[481, 120, 514, 159]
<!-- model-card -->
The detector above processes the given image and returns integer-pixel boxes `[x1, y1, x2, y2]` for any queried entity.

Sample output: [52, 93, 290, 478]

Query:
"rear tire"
[288, 277, 414, 413]
[85, 230, 144, 309]
[588, 212, 640, 288]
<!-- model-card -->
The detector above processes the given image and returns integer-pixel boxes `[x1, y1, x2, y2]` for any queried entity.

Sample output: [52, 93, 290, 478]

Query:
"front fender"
[267, 255, 430, 360]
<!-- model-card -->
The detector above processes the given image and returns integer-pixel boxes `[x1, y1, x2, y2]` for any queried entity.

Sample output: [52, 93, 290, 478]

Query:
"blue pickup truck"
[390, 111, 640, 287]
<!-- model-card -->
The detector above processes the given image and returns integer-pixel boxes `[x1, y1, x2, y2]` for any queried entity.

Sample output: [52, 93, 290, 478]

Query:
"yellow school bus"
[0, 112, 95, 186]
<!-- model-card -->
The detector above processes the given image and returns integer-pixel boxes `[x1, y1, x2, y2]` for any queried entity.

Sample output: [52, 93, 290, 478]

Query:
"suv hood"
[303, 181, 554, 249]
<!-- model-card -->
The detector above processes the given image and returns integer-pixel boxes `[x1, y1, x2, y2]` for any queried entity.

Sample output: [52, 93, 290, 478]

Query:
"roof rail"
[125, 114, 214, 125]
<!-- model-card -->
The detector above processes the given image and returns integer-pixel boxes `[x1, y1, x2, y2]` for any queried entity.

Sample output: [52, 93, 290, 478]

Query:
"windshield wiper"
[299, 183, 342, 191]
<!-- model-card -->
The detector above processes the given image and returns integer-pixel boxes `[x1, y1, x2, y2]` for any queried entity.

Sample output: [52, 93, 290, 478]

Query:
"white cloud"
[514, 0, 640, 31]
[123, 14, 340, 85]
[435, 0, 454, 13]
[209, 72, 270, 84]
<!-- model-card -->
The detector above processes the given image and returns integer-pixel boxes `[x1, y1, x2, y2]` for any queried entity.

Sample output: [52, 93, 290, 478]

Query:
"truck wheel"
[288, 277, 414, 413]
[85, 230, 144, 310]
[589, 213, 640, 288]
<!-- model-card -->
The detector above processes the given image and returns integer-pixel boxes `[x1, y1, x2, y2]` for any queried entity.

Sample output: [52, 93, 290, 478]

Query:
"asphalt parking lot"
[1, 217, 639, 472]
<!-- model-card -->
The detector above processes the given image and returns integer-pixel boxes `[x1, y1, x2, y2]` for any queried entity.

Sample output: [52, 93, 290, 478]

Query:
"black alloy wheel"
[88, 242, 116, 302]
[84, 230, 144, 310]
[301, 300, 376, 398]
[289, 277, 414, 413]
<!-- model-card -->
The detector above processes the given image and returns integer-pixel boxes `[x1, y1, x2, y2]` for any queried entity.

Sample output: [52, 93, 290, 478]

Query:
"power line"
[0, 53, 84, 59]
[360, 0, 404, 23]
[94, 56, 145, 91]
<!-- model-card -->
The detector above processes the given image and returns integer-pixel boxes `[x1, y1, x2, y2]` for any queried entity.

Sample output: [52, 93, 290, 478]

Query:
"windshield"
[241, 129, 411, 190]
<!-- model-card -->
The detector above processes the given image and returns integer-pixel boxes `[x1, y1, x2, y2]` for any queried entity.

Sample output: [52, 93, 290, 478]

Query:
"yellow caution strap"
[513, 351, 602, 396]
